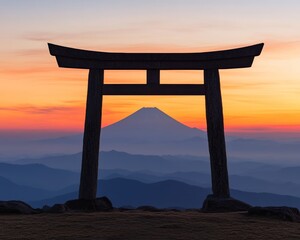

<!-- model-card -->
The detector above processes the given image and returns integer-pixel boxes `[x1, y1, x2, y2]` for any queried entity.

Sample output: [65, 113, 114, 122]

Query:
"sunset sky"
[1, 0, 300, 134]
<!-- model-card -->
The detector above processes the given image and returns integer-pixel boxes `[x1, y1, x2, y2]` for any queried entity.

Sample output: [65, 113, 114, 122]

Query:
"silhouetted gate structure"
[48, 43, 263, 202]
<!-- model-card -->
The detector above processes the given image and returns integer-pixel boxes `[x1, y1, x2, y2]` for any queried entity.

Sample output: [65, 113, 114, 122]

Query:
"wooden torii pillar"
[48, 43, 263, 209]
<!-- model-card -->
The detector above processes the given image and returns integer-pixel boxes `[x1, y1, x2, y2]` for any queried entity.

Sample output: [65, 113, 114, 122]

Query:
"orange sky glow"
[1, 1, 300, 134]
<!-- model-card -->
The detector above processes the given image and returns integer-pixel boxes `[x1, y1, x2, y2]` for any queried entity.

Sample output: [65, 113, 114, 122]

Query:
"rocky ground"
[1, 210, 300, 240]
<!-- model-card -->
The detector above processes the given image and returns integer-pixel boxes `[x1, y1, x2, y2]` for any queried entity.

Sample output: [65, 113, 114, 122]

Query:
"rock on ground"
[248, 206, 300, 222]
[0, 201, 37, 214]
[202, 194, 251, 212]
[65, 196, 113, 212]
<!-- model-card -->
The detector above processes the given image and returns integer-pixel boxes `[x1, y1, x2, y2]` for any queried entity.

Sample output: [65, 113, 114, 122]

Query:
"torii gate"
[48, 43, 263, 208]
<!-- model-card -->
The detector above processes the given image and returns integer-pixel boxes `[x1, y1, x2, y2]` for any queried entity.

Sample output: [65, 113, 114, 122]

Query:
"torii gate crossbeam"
[48, 43, 263, 209]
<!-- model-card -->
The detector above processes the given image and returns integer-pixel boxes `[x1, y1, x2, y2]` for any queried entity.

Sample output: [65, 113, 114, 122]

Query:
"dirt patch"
[1, 211, 299, 240]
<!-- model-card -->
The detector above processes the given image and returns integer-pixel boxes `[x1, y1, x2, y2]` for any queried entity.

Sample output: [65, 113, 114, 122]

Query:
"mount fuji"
[100, 107, 208, 155]
[102, 107, 205, 143]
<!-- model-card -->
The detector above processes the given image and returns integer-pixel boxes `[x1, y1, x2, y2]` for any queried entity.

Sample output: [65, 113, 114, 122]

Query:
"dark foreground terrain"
[1, 211, 299, 240]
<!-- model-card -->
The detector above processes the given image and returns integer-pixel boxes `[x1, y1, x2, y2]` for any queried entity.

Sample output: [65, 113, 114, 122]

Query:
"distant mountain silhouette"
[102, 107, 205, 142]
[242, 166, 300, 185]
[4, 158, 300, 198]
[1, 160, 300, 206]
[15, 150, 210, 173]
[15, 153, 83, 172]
[30, 178, 300, 209]
[14, 150, 300, 197]
[0, 176, 51, 201]
[0, 162, 79, 190]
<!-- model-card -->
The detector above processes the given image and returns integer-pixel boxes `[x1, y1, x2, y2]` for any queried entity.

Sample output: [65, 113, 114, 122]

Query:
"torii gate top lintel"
[48, 43, 263, 70]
